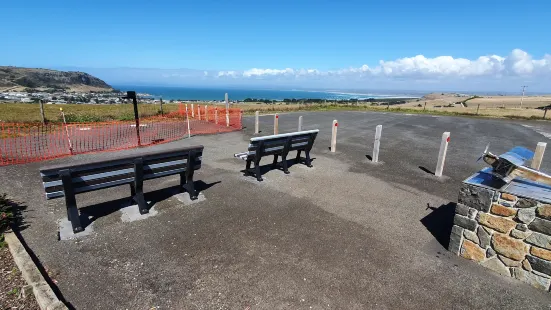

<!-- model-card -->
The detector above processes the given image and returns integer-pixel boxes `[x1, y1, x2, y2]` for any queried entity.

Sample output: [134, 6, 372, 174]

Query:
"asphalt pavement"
[2, 110, 551, 309]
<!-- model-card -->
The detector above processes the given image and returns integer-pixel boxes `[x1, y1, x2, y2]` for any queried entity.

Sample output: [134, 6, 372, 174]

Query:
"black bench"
[234, 129, 319, 181]
[40, 145, 204, 233]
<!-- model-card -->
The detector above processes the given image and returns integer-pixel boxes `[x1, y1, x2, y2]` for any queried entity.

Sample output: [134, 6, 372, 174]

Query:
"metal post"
[198, 105, 201, 120]
[60, 108, 74, 155]
[435, 132, 450, 177]
[205, 105, 208, 121]
[331, 120, 338, 152]
[520, 85, 527, 108]
[132, 94, 141, 146]
[225, 93, 229, 109]
[274, 113, 279, 135]
[191, 103, 195, 118]
[160, 97, 164, 116]
[39, 99, 45, 124]
[531, 142, 547, 170]
[255, 111, 260, 134]
[423, 102, 426, 111]
[477, 104, 480, 115]
[215, 108, 219, 124]
[185, 104, 191, 138]
[298, 115, 303, 131]
[544, 108, 548, 120]
[373, 125, 382, 162]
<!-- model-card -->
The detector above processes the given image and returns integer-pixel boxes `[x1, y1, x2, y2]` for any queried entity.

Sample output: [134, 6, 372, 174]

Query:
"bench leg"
[184, 169, 198, 200]
[272, 155, 279, 168]
[296, 150, 302, 162]
[133, 159, 149, 215]
[305, 151, 313, 168]
[245, 159, 252, 175]
[60, 169, 83, 233]
[281, 155, 290, 174]
[254, 158, 263, 182]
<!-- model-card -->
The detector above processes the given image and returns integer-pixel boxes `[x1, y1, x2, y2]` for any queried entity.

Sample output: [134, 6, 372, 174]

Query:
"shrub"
[1, 194, 14, 246]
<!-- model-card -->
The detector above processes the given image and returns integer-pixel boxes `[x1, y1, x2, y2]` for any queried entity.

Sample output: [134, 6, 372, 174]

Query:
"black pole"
[544, 108, 548, 120]
[477, 104, 480, 115]
[160, 97, 164, 116]
[122, 91, 141, 146]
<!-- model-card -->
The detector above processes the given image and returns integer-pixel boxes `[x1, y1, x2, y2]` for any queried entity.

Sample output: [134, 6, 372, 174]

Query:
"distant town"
[0, 89, 233, 104]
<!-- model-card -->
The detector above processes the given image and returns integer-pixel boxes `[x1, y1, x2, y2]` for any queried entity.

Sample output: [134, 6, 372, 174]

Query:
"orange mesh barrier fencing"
[0, 107, 242, 166]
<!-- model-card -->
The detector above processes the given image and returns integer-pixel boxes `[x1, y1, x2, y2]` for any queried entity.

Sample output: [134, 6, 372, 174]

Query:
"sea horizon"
[112, 85, 423, 101]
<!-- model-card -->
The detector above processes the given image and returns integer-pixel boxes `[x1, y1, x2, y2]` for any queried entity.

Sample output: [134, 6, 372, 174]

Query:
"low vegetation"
[0, 100, 550, 124]
[0, 194, 14, 247]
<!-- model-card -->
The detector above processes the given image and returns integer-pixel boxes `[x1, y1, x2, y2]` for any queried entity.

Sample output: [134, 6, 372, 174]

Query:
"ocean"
[112, 85, 421, 101]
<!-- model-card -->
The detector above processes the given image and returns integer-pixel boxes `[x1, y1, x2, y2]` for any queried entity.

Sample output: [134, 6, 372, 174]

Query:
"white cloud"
[215, 49, 551, 81]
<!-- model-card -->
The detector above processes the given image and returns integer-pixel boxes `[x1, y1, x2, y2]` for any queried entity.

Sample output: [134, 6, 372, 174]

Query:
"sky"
[2, 0, 551, 92]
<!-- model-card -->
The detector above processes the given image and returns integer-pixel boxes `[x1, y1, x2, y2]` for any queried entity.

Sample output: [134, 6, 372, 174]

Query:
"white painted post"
[185, 104, 191, 138]
[274, 113, 279, 135]
[205, 105, 208, 121]
[255, 111, 260, 134]
[197, 105, 201, 120]
[298, 115, 303, 131]
[215, 108, 219, 124]
[191, 103, 195, 118]
[435, 132, 450, 177]
[531, 142, 547, 170]
[225, 93, 229, 109]
[225, 93, 230, 127]
[331, 120, 338, 152]
[373, 125, 382, 162]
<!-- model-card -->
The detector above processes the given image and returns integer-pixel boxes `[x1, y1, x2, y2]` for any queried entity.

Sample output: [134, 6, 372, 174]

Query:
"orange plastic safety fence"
[0, 108, 242, 166]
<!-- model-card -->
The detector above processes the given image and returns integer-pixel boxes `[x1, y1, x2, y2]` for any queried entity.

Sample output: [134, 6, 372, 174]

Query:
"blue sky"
[2, 0, 551, 91]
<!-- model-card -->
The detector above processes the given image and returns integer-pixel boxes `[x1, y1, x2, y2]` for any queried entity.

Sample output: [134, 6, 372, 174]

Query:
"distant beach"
[112, 85, 421, 101]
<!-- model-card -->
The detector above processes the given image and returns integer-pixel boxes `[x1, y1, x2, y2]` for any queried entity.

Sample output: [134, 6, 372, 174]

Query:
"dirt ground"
[0, 245, 39, 309]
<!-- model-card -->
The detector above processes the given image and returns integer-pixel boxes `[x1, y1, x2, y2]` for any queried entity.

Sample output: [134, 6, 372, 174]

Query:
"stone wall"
[450, 183, 551, 291]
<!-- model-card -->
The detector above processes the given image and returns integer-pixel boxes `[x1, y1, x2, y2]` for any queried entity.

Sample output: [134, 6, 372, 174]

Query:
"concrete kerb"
[4, 232, 68, 310]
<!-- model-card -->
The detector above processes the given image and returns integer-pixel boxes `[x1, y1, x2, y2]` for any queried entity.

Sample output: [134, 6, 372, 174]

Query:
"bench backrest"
[40, 146, 203, 199]
[247, 130, 318, 157]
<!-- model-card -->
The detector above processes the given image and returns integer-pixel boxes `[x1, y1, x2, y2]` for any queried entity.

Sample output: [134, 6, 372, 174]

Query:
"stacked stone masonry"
[450, 183, 551, 291]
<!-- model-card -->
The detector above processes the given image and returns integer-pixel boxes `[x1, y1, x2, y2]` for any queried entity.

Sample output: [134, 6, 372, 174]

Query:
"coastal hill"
[0, 66, 112, 92]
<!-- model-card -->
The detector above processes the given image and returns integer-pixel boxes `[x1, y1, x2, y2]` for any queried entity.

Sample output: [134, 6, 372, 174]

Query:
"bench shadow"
[419, 166, 435, 175]
[366, 155, 373, 161]
[78, 180, 220, 229]
[420, 202, 456, 249]
[240, 157, 317, 178]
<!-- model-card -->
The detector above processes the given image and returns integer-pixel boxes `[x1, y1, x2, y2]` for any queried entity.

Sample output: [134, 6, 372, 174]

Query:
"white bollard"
[531, 142, 547, 170]
[255, 111, 260, 134]
[435, 132, 450, 177]
[274, 113, 279, 135]
[331, 120, 338, 152]
[372, 125, 382, 162]
[298, 116, 303, 131]
[226, 109, 230, 127]
[191, 103, 195, 118]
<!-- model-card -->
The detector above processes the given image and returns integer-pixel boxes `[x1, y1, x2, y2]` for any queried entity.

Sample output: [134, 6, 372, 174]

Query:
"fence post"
[205, 105, 208, 121]
[160, 97, 164, 116]
[39, 99, 46, 124]
[298, 115, 303, 131]
[185, 104, 191, 138]
[435, 132, 450, 177]
[423, 102, 426, 111]
[531, 142, 547, 170]
[477, 104, 480, 115]
[331, 120, 338, 152]
[544, 108, 548, 120]
[60, 108, 74, 155]
[226, 109, 230, 127]
[274, 114, 279, 135]
[191, 104, 195, 118]
[198, 105, 201, 120]
[215, 108, 219, 124]
[373, 125, 382, 162]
